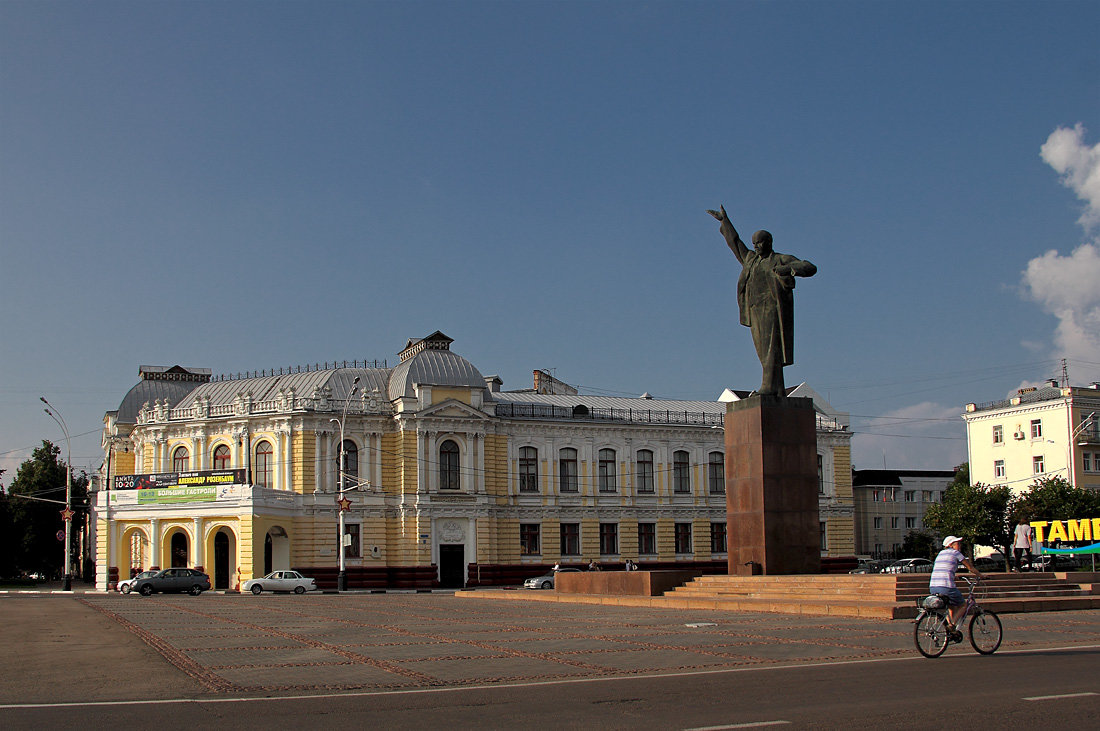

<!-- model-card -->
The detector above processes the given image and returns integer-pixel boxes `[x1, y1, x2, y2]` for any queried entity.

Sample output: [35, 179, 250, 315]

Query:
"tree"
[6, 441, 89, 578]
[1009, 475, 1100, 524]
[900, 530, 936, 560]
[923, 464, 1012, 558]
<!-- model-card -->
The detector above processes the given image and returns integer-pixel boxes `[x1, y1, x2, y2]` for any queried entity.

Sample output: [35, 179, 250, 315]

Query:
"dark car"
[849, 559, 890, 574]
[132, 568, 211, 596]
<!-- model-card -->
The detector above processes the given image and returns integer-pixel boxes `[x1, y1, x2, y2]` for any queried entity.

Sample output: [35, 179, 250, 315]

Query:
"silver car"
[119, 570, 158, 594]
[523, 567, 580, 589]
[242, 570, 319, 594]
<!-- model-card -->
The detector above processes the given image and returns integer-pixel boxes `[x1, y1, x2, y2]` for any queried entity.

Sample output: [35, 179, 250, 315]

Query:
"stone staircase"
[662, 571, 1100, 619]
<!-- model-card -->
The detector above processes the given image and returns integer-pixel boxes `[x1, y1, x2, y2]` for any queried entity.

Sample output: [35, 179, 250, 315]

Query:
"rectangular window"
[891, 517, 899, 529]
[636, 450, 655, 494]
[560, 523, 580, 556]
[1031, 419, 1043, 440]
[1085, 453, 1093, 472]
[904, 490, 915, 502]
[519, 447, 538, 493]
[1033, 455, 1045, 474]
[599, 523, 618, 556]
[673, 451, 691, 494]
[638, 522, 656, 555]
[817, 454, 824, 494]
[598, 449, 617, 493]
[674, 522, 692, 554]
[905, 517, 917, 530]
[923, 490, 933, 502]
[820, 522, 828, 551]
[559, 448, 579, 493]
[710, 522, 727, 553]
[992, 424, 1003, 444]
[520, 523, 540, 555]
[708, 452, 725, 494]
[342, 523, 361, 559]
[872, 489, 880, 502]
[874, 517, 882, 529]
[994, 460, 1006, 479]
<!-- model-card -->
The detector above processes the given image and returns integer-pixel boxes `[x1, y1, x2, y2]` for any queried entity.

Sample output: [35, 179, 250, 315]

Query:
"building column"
[417, 430, 429, 493]
[149, 518, 161, 570]
[192, 517, 205, 571]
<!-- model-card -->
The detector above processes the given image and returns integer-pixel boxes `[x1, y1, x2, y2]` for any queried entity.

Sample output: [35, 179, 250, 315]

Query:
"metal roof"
[388, 348, 488, 401]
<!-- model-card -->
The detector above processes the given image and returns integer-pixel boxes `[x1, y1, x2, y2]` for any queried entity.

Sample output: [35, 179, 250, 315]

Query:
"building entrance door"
[438, 544, 465, 588]
[214, 531, 230, 590]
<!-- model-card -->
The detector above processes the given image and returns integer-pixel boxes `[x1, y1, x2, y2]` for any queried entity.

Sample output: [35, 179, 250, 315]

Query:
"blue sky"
[2, 0, 1099, 482]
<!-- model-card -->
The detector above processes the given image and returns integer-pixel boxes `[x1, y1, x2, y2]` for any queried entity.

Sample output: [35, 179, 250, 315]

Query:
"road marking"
[684, 722, 790, 730]
[1023, 692, 1098, 702]
[3, 643, 1100, 711]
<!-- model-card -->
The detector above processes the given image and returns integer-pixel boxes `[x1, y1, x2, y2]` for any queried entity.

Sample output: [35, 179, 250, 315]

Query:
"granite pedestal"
[725, 395, 820, 576]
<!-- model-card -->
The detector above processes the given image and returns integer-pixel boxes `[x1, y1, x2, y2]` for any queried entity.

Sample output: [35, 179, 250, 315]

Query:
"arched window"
[338, 440, 358, 485]
[673, 450, 691, 493]
[519, 446, 538, 493]
[172, 446, 189, 472]
[636, 450, 654, 494]
[254, 440, 273, 488]
[598, 448, 617, 493]
[558, 448, 578, 493]
[213, 444, 231, 470]
[439, 440, 460, 490]
[708, 451, 725, 494]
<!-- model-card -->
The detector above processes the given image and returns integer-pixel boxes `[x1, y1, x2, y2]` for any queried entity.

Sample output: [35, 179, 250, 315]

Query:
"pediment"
[417, 398, 491, 421]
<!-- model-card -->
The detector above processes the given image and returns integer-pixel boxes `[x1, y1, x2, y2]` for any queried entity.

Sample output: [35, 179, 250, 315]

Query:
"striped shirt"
[929, 548, 963, 589]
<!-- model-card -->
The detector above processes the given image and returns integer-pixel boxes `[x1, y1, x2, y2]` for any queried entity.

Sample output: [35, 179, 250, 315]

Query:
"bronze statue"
[707, 205, 817, 396]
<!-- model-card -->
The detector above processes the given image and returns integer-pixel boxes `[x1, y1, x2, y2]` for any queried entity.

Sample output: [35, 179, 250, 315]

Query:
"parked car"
[849, 560, 890, 574]
[883, 558, 933, 574]
[119, 570, 158, 594]
[242, 570, 319, 595]
[523, 567, 580, 589]
[1030, 554, 1079, 571]
[132, 568, 211, 596]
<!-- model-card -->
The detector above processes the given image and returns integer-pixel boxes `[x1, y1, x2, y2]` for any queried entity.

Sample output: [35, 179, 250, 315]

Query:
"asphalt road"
[1, 592, 1098, 729]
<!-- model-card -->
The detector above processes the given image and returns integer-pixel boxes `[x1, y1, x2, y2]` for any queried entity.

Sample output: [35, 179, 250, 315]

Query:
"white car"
[523, 567, 580, 589]
[242, 570, 318, 595]
[119, 570, 158, 594]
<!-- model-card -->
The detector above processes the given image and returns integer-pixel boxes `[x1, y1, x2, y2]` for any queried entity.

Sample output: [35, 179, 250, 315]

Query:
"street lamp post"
[1069, 412, 1097, 488]
[332, 376, 360, 592]
[41, 397, 73, 591]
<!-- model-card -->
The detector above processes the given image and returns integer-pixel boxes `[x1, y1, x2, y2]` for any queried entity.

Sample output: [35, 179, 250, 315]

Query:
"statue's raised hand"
[706, 205, 728, 222]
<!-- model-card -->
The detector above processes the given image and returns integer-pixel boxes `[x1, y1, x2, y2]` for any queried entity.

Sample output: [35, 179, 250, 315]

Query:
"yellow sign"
[1030, 518, 1100, 543]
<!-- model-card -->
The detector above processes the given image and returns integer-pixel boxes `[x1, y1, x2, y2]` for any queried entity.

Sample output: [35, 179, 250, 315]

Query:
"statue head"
[752, 230, 773, 255]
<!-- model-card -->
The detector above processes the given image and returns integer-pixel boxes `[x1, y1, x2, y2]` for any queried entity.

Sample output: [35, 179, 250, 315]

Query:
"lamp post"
[332, 376, 359, 592]
[41, 397, 73, 591]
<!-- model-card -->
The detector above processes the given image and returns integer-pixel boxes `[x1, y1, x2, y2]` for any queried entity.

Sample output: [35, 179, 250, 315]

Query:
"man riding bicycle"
[930, 535, 984, 642]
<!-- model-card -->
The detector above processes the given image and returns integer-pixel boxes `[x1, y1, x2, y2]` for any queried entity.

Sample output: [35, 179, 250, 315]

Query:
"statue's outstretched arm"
[707, 205, 748, 261]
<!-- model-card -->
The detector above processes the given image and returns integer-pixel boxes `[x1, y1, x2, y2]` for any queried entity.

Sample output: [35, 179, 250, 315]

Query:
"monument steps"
[460, 572, 1100, 620]
[664, 572, 1100, 619]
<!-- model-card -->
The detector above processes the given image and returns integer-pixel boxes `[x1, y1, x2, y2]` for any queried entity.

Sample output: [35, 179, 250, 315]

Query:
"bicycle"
[913, 576, 1002, 658]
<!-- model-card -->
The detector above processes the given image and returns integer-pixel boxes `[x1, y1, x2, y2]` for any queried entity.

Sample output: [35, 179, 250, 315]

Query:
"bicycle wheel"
[914, 612, 950, 658]
[969, 610, 1002, 654]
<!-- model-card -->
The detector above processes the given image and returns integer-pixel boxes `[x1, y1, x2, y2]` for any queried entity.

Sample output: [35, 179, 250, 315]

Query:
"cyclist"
[929, 535, 984, 642]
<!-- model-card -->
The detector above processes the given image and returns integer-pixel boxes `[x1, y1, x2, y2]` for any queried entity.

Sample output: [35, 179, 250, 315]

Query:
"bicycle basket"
[921, 595, 945, 610]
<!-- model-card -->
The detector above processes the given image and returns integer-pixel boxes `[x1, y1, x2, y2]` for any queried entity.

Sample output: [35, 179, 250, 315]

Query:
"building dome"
[388, 332, 488, 401]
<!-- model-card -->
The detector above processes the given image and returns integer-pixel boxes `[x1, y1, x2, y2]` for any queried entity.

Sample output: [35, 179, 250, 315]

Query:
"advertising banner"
[112, 469, 246, 491]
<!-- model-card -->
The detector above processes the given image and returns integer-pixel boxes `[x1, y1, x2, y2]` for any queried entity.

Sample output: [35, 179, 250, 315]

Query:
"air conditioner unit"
[1013, 431, 1025, 440]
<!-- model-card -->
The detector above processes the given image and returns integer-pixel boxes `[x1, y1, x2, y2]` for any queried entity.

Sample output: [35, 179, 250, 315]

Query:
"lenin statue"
[708, 205, 817, 396]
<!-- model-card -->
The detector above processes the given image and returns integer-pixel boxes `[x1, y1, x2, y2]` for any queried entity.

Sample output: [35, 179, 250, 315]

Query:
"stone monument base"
[725, 395, 820, 576]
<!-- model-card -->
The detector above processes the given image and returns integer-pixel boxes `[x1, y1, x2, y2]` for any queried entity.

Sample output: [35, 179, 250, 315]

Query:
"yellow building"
[94, 332, 854, 590]
[964, 381, 1100, 494]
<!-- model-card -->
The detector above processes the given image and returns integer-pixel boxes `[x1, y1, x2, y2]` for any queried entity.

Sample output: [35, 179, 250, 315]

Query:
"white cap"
[943, 535, 963, 547]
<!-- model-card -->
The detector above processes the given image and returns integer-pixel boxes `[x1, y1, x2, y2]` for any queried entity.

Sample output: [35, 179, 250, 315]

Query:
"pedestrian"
[588, 559, 601, 571]
[1013, 516, 1033, 571]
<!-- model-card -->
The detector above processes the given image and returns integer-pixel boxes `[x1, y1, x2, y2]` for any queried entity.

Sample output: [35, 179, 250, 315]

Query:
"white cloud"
[1021, 244, 1100, 365]
[1019, 125, 1100, 368]
[1040, 123, 1100, 228]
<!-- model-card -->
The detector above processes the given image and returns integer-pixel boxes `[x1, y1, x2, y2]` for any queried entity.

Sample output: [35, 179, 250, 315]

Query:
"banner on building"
[112, 469, 246, 491]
